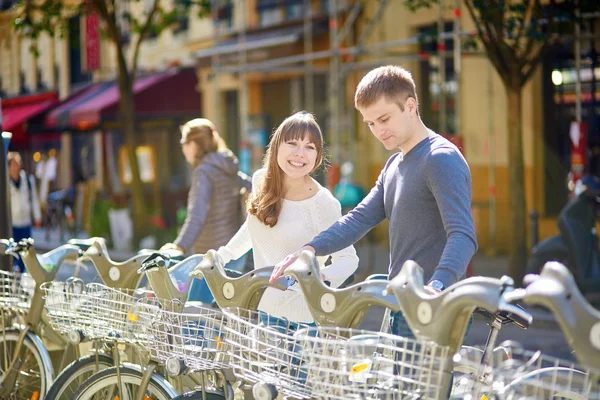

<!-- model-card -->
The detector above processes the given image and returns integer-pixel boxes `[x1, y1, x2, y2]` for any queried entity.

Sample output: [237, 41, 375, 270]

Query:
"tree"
[407, 0, 600, 282]
[9, 0, 209, 243]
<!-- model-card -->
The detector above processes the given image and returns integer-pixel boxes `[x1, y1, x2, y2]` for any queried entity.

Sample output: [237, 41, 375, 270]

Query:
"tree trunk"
[116, 65, 147, 245]
[506, 83, 528, 283]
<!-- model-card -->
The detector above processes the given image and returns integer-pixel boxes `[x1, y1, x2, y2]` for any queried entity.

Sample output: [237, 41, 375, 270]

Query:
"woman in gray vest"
[161, 118, 251, 303]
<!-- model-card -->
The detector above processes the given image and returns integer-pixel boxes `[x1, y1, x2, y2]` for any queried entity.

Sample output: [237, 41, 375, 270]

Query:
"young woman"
[200, 111, 359, 323]
[162, 118, 251, 302]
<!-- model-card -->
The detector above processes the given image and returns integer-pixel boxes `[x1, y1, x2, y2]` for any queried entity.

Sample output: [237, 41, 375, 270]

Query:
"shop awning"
[194, 22, 328, 68]
[44, 68, 200, 132]
[1, 92, 58, 146]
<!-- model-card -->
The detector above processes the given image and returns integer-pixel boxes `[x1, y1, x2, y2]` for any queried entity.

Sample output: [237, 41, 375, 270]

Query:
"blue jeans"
[11, 226, 31, 273]
[187, 255, 247, 304]
[390, 310, 472, 399]
[258, 312, 316, 386]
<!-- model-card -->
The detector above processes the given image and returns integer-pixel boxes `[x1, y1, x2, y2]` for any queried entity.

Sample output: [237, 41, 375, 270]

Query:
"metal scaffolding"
[208, 0, 469, 174]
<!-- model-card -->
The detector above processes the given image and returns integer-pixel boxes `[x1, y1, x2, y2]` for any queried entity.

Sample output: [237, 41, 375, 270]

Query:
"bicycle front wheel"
[73, 364, 178, 400]
[0, 329, 54, 399]
[46, 353, 114, 399]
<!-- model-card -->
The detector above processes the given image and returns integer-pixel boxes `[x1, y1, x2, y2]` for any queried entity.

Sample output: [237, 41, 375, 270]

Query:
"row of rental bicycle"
[0, 236, 598, 399]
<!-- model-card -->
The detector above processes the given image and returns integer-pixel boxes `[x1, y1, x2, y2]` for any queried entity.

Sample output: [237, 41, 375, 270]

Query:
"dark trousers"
[11, 225, 32, 273]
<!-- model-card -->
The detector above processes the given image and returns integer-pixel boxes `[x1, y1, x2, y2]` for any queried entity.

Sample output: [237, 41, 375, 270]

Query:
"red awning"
[45, 68, 200, 131]
[1, 92, 58, 146]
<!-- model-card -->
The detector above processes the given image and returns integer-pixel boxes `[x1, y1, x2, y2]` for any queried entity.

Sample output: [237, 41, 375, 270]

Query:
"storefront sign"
[85, 11, 100, 71]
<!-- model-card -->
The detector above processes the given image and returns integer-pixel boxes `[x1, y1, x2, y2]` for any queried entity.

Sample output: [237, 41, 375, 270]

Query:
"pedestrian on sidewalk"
[272, 66, 478, 337]
[192, 111, 359, 323]
[161, 118, 251, 303]
[8, 152, 42, 273]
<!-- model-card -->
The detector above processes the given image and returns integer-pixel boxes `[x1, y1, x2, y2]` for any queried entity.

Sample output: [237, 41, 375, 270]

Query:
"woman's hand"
[270, 245, 315, 283]
[160, 243, 185, 253]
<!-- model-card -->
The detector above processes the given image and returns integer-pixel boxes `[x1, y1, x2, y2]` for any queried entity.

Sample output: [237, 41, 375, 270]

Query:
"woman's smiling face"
[277, 134, 318, 180]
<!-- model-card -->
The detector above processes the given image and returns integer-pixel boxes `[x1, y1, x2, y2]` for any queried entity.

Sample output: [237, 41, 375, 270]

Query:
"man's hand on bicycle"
[270, 245, 316, 283]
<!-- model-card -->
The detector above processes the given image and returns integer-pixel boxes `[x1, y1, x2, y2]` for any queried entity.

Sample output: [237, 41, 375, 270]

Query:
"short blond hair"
[354, 65, 418, 112]
[7, 152, 22, 167]
[180, 118, 228, 166]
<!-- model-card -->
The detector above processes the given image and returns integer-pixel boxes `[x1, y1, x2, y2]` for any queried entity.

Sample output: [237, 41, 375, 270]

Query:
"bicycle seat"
[283, 250, 400, 328]
[138, 248, 185, 262]
[189, 250, 288, 311]
[386, 261, 520, 355]
[68, 237, 106, 251]
[504, 261, 600, 370]
[365, 274, 388, 281]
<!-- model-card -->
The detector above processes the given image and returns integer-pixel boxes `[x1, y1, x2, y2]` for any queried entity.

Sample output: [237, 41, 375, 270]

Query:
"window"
[285, 0, 303, 21]
[214, 0, 233, 32]
[418, 22, 457, 136]
[257, 0, 283, 27]
[172, 0, 190, 36]
[119, 145, 157, 184]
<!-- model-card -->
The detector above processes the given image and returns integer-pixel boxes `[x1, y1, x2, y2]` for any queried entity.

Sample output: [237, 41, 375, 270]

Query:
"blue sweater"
[308, 132, 477, 288]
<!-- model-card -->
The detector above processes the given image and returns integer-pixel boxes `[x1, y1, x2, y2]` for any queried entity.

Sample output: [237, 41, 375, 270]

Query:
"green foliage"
[12, 0, 211, 55]
[90, 198, 113, 247]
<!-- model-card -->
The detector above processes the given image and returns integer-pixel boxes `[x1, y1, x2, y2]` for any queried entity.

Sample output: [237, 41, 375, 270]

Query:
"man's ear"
[406, 97, 417, 114]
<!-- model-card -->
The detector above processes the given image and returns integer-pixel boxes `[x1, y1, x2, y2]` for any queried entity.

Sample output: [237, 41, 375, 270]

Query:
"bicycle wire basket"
[0, 270, 33, 311]
[77, 283, 161, 344]
[221, 307, 315, 399]
[137, 299, 229, 372]
[41, 280, 96, 338]
[454, 343, 600, 399]
[290, 326, 451, 400]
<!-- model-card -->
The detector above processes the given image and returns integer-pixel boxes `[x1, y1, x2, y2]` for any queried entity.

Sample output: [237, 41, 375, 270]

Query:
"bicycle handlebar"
[138, 252, 203, 305]
[503, 261, 600, 370]
[189, 249, 288, 311]
[283, 250, 400, 328]
[78, 238, 151, 290]
[386, 260, 524, 355]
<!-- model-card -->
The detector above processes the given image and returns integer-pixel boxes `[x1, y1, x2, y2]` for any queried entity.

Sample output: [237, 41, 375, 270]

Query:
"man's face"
[8, 160, 20, 180]
[358, 97, 415, 151]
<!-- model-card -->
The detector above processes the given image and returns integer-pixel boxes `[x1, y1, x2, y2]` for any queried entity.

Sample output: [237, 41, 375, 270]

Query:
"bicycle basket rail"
[137, 299, 229, 372]
[221, 307, 314, 399]
[0, 270, 33, 310]
[41, 280, 96, 337]
[455, 343, 600, 399]
[289, 326, 450, 400]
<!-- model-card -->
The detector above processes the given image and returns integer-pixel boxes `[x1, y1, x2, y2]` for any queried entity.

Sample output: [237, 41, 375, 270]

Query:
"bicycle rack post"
[0, 131, 12, 271]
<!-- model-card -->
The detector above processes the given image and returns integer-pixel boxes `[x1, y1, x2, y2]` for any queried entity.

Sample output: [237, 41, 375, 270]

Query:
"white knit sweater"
[217, 169, 359, 323]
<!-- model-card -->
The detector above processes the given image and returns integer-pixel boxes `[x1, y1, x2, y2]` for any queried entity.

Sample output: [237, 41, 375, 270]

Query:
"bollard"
[529, 210, 539, 248]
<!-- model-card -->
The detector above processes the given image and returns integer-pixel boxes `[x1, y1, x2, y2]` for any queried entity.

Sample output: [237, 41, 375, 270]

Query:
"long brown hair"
[180, 118, 228, 167]
[248, 111, 324, 227]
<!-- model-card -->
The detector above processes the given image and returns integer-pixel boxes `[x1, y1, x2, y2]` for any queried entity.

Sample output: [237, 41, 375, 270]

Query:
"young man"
[8, 152, 42, 273]
[271, 65, 477, 337]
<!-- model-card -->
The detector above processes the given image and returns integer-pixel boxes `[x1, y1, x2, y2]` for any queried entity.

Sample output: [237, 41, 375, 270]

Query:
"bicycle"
[482, 261, 600, 399]
[0, 238, 80, 399]
[69, 250, 291, 399]
[43, 237, 185, 399]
